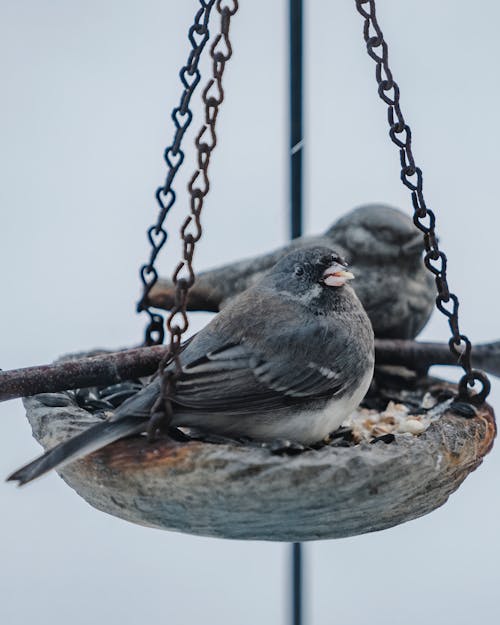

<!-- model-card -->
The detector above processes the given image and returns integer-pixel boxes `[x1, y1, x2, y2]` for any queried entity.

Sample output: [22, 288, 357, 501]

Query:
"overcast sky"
[1, 2, 499, 624]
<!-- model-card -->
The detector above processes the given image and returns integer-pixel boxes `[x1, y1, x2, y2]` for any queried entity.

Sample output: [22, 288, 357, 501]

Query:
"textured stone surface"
[23, 380, 496, 542]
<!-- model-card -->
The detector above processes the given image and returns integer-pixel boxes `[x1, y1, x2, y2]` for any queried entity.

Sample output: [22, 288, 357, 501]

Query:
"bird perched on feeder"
[9, 246, 375, 485]
[148, 204, 435, 339]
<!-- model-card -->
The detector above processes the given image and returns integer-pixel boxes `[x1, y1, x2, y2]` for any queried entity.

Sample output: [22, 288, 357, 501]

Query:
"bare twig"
[1, 340, 499, 404]
[0, 347, 166, 403]
[375, 340, 500, 378]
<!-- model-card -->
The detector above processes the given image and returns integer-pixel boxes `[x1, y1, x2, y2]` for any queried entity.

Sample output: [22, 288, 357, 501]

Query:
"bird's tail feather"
[7, 416, 144, 486]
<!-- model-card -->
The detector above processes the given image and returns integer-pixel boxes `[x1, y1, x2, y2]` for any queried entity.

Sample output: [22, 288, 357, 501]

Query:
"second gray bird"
[149, 204, 435, 339]
[9, 246, 375, 485]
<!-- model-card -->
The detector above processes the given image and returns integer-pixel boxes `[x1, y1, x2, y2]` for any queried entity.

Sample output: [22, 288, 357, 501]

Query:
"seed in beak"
[322, 265, 355, 287]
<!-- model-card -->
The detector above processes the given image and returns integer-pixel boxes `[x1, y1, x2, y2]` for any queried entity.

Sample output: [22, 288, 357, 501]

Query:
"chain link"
[137, 0, 217, 347]
[148, 1, 239, 438]
[355, 0, 490, 404]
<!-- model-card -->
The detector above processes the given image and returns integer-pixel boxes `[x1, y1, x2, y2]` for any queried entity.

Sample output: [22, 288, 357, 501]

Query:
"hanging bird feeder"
[3, 0, 496, 542]
[22, 375, 495, 541]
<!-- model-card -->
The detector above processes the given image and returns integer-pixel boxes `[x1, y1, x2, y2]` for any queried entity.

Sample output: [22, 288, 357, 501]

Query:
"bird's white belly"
[248, 368, 374, 444]
[176, 368, 374, 445]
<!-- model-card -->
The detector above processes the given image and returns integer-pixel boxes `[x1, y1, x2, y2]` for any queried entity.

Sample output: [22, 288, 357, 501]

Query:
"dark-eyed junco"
[9, 247, 375, 484]
[149, 204, 435, 339]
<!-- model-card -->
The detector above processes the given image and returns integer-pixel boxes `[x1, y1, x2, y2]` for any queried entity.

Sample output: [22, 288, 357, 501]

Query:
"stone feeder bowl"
[22, 372, 495, 542]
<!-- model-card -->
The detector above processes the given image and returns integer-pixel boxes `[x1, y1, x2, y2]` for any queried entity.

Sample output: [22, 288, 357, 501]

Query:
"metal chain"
[354, 0, 490, 404]
[137, 0, 217, 347]
[148, 0, 239, 438]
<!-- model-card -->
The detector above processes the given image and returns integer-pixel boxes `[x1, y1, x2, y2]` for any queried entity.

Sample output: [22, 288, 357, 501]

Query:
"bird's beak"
[322, 263, 355, 287]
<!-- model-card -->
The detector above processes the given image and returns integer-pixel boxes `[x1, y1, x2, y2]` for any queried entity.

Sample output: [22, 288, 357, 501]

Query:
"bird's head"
[326, 204, 424, 262]
[262, 246, 354, 304]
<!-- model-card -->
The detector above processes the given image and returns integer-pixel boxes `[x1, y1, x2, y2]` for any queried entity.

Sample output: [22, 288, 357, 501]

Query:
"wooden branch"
[375, 340, 500, 377]
[0, 346, 167, 402]
[1, 340, 499, 403]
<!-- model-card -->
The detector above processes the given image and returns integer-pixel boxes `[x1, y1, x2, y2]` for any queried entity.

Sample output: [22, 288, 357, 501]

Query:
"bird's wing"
[173, 342, 346, 415]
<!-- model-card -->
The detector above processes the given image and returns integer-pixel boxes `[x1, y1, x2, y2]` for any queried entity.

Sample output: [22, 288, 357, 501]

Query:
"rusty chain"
[148, 0, 239, 438]
[355, 0, 490, 404]
[137, 0, 216, 347]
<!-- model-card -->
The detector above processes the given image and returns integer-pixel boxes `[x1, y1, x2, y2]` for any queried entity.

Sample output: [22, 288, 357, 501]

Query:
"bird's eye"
[331, 255, 347, 266]
[294, 265, 304, 277]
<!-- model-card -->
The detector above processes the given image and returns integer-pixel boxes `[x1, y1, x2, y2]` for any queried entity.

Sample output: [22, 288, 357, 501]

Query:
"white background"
[0, 1, 498, 624]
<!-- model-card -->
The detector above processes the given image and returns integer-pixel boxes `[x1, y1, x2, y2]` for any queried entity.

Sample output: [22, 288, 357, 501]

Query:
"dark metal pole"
[289, 2, 304, 625]
[291, 542, 303, 625]
[290, 0, 303, 240]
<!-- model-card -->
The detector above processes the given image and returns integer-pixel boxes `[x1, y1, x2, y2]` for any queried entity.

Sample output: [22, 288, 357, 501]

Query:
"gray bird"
[9, 246, 375, 485]
[149, 204, 435, 339]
